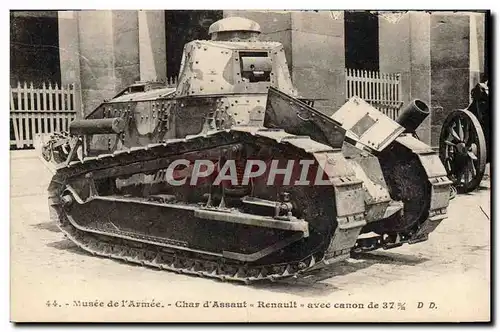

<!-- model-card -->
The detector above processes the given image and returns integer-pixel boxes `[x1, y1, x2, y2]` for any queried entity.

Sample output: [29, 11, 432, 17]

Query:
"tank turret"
[208, 17, 261, 41]
[176, 17, 296, 100]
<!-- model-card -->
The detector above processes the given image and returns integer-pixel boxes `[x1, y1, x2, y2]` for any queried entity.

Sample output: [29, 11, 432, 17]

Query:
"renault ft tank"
[44, 17, 451, 283]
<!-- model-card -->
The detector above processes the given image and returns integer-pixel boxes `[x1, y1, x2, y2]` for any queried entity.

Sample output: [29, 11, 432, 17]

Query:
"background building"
[10, 10, 489, 147]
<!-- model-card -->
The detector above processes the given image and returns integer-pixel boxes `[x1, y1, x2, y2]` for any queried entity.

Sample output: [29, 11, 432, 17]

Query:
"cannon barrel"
[396, 99, 430, 133]
[69, 118, 126, 135]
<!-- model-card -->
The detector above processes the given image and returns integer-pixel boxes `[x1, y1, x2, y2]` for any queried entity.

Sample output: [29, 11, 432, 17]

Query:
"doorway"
[344, 11, 379, 71]
[10, 11, 61, 87]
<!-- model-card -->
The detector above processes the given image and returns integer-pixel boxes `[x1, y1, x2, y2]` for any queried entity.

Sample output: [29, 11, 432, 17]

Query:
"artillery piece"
[439, 81, 490, 193]
[40, 17, 451, 283]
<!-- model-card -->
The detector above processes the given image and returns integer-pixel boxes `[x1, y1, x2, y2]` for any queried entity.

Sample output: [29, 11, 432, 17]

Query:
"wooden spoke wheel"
[439, 109, 487, 193]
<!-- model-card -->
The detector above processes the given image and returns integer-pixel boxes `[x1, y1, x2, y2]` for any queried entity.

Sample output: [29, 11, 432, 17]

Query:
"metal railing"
[10, 82, 80, 149]
[345, 68, 403, 120]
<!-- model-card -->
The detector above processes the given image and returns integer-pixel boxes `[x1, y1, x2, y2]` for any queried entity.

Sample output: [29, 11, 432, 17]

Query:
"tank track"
[48, 127, 363, 283]
[48, 129, 449, 283]
[57, 220, 318, 284]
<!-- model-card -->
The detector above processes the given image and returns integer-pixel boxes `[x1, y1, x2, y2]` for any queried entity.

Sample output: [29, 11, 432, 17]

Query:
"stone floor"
[10, 150, 491, 322]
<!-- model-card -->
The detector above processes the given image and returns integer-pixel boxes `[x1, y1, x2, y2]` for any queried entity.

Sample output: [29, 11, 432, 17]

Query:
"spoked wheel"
[439, 109, 487, 193]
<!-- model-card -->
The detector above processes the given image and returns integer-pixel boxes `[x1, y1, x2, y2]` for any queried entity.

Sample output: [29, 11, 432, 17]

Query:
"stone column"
[409, 12, 432, 145]
[290, 11, 345, 115]
[58, 11, 83, 118]
[109, 11, 140, 94]
[378, 11, 432, 145]
[469, 12, 485, 95]
[58, 11, 81, 88]
[70, 10, 140, 116]
[430, 12, 470, 146]
[138, 10, 167, 82]
[379, 11, 411, 104]
[77, 10, 119, 116]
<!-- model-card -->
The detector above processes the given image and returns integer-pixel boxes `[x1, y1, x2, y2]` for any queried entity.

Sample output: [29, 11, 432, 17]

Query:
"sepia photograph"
[8, 7, 491, 323]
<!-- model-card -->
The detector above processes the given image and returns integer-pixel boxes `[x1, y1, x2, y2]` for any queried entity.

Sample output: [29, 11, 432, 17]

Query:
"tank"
[41, 17, 452, 283]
